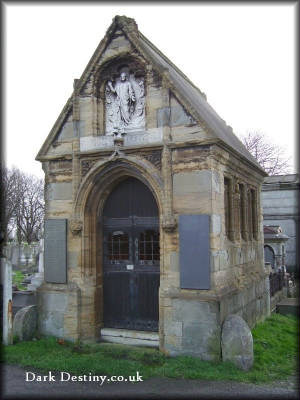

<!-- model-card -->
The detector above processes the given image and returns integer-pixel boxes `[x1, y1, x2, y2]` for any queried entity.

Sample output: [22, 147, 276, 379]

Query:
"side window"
[247, 188, 257, 240]
[239, 183, 246, 240]
[251, 189, 257, 239]
[247, 189, 253, 239]
[224, 177, 231, 239]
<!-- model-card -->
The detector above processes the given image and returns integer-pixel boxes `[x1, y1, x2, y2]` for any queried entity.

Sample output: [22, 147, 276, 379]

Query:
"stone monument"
[36, 15, 270, 360]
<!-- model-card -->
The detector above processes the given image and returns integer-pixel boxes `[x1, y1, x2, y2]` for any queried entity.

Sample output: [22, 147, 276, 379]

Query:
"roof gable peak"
[112, 15, 139, 34]
[36, 16, 266, 173]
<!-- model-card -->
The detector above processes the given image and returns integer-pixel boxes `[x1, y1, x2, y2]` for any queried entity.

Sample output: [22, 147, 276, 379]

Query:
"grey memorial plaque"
[179, 214, 210, 289]
[44, 219, 67, 283]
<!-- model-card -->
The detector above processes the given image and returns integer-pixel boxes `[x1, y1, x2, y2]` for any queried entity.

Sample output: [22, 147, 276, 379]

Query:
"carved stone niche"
[97, 57, 146, 137]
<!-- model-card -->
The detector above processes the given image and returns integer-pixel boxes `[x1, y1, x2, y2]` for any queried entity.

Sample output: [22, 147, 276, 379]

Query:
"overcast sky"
[4, 3, 296, 178]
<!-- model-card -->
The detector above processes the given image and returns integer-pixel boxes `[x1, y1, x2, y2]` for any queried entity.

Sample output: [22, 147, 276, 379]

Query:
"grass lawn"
[12, 270, 27, 291]
[3, 313, 298, 384]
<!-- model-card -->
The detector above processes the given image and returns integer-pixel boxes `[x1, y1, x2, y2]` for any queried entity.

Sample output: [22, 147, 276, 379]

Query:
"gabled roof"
[264, 225, 289, 240]
[36, 15, 266, 174]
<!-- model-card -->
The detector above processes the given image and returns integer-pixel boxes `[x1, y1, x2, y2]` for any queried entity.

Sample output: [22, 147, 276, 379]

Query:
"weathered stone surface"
[164, 298, 221, 361]
[35, 16, 269, 357]
[37, 290, 67, 337]
[13, 305, 37, 341]
[57, 121, 73, 141]
[46, 183, 72, 201]
[173, 170, 214, 213]
[80, 130, 163, 151]
[221, 314, 253, 370]
[182, 321, 221, 361]
[173, 170, 213, 195]
[37, 283, 81, 341]
[211, 214, 222, 234]
[170, 251, 179, 272]
[170, 105, 191, 127]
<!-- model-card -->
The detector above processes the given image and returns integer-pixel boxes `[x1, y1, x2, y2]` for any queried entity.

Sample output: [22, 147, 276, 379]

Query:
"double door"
[103, 216, 160, 331]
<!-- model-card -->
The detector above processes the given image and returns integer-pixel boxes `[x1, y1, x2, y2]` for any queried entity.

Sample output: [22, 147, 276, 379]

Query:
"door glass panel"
[108, 233, 129, 262]
[138, 230, 160, 264]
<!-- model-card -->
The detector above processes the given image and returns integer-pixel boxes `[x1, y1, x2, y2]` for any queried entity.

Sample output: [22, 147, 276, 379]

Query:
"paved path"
[2, 364, 298, 399]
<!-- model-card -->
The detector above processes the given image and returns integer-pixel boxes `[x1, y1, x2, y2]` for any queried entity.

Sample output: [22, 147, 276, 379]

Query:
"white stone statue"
[105, 72, 145, 136]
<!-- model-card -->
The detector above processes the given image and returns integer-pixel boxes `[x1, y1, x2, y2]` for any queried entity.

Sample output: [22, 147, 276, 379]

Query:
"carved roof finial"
[114, 15, 138, 33]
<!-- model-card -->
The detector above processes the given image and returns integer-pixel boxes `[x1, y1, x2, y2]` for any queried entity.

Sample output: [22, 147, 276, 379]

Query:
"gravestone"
[13, 305, 37, 341]
[28, 239, 44, 291]
[221, 314, 254, 370]
[11, 245, 20, 267]
[12, 291, 36, 317]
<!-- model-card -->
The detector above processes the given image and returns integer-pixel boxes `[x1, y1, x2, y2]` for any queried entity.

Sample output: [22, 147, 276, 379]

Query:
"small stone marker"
[13, 305, 37, 341]
[221, 314, 253, 371]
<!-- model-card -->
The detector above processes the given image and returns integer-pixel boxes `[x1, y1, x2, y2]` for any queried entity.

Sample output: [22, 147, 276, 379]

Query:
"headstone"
[3, 245, 12, 261]
[11, 245, 20, 267]
[221, 314, 254, 371]
[12, 291, 36, 316]
[19, 246, 27, 265]
[23, 245, 33, 265]
[27, 239, 44, 291]
[13, 305, 37, 341]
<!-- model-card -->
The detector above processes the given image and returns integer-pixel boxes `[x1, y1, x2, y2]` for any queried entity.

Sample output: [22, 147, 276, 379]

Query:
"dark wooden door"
[102, 178, 160, 331]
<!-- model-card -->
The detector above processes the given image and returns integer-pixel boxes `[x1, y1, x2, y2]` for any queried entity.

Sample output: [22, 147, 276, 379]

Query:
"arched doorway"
[102, 177, 160, 331]
[264, 245, 275, 269]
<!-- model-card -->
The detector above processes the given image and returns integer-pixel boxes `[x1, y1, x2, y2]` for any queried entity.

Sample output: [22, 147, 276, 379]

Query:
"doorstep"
[100, 328, 159, 348]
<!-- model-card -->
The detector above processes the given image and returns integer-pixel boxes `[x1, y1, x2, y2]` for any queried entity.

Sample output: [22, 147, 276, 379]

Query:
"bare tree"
[1, 167, 25, 242]
[1, 167, 44, 244]
[240, 132, 292, 175]
[15, 173, 44, 244]
[16, 175, 44, 243]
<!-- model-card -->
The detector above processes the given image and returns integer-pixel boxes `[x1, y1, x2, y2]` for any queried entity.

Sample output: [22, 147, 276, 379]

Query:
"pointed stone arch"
[73, 156, 164, 340]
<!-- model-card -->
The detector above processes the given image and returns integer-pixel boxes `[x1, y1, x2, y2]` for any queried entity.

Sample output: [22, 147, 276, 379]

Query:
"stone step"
[276, 298, 299, 316]
[100, 328, 159, 348]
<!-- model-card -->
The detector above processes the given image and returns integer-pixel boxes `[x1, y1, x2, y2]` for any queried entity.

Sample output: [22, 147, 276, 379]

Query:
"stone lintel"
[79, 143, 163, 159]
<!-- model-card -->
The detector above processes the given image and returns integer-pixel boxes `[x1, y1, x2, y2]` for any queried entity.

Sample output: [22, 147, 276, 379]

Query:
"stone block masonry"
[36, 15, 269, 361]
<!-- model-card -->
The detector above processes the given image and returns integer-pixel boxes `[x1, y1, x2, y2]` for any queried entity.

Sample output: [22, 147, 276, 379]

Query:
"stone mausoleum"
[262, 174, 299, 274]
[36, 16, 270, 360]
